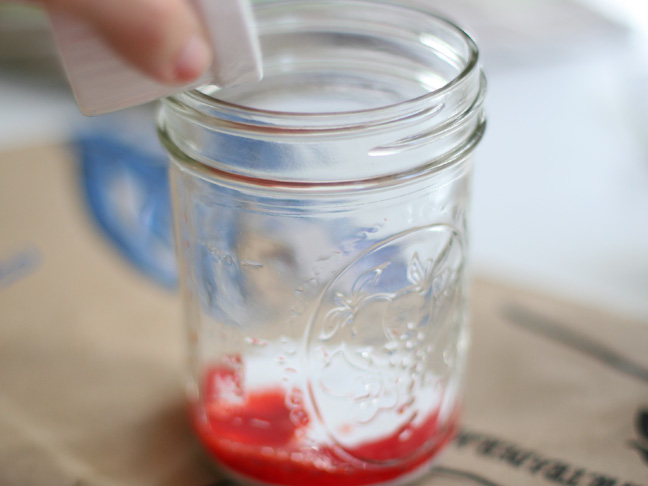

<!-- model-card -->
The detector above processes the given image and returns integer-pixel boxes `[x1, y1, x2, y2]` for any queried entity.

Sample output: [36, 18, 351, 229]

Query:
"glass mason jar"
[158, 1, 486, 485]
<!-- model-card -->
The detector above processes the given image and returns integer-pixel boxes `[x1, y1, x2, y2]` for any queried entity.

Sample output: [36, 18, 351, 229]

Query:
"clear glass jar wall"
[158, 1, 486, 485]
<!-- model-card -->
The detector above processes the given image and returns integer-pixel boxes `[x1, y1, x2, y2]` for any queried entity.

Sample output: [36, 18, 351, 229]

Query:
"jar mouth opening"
[167, 0, 480, 131]
[160, 0, 486, 185]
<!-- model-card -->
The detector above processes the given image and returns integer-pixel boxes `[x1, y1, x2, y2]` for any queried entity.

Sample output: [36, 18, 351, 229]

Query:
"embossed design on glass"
[307, 225, 465, 464]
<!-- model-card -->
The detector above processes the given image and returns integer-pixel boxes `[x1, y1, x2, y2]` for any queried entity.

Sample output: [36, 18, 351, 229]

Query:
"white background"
[1, 0, 647, 320]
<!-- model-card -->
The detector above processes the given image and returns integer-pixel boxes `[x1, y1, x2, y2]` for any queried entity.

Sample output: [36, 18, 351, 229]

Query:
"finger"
[47, 0, 212, 84]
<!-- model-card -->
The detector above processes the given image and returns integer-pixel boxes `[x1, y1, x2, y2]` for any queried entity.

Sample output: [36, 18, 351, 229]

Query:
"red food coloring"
[192, 363, 457, 486]
[349, 410, 442, 463]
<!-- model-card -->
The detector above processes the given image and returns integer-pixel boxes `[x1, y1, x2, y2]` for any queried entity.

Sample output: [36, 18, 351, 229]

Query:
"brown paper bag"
[0, 145, 646, 486]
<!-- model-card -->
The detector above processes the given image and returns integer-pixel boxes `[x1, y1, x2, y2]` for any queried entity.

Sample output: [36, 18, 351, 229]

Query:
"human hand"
[35, 0, 212, 85]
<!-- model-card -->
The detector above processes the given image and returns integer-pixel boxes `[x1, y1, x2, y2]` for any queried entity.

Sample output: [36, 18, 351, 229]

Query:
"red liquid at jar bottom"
[191, 365, 458, 486]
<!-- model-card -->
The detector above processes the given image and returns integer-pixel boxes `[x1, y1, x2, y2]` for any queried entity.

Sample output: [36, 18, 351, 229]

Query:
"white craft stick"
[49, 0, 262, 116]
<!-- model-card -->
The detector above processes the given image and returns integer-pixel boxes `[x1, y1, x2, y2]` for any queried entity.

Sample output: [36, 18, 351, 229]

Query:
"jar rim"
[166, 0, 481, 132]
[160, 0, 486, 185]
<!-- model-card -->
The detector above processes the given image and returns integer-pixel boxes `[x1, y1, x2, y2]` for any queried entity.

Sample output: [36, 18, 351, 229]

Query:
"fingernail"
[173, 34, 212, 83]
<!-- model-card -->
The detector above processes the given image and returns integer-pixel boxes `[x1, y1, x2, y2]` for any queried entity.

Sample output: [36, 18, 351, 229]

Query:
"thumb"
[47, 0, 212, 84]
